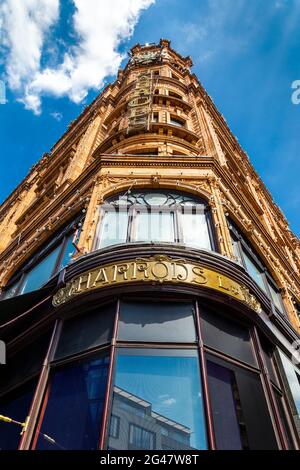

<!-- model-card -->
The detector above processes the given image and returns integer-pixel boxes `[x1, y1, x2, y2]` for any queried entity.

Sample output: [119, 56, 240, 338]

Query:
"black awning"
[0, 287, 53, 328]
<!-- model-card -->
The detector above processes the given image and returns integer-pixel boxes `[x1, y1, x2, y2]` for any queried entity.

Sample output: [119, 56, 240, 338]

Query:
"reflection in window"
[267, 281, 283, 313]
[21, 246, 61, 294]
[107, 349, 207, 450]
[2, 217, 84, 299]
[95, 191, 213, 251]
[135, 210, 175, 243]
[54, 303, 116, 361]
[59, 232, 77, 270]
[99, 210, 129, 248]
[1, 281, 19, 300]
[181, 209, 211, 250]
[0, 379, 36, 450]
[242, 249, 267, 293]
[277, 351, 300, 438]
[129, 424, 155, 450]
[118, 301, 196, 343]
[109, 415, 120, 439]
[228, 221, 285, 313]
[207, 361, 247, 450]
[36, 354, 109, 450]
[201, 309, 256, 367]
[206, 354, 278, 450]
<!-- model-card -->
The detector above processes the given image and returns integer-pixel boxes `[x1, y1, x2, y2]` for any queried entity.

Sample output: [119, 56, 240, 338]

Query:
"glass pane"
[181, 211, 211, 250]
[0, 332, 51, 395]
[200, 309, 256, 366]
[59, 233, 76, 270]
[135, 211, 175, 243]
[260, 337, 278, 385]
[118, 301, 196, 343]
[143, 193, 168, 205]
[55, 303, 116, 360]
[0, 379, 36, 450]
[242, 250, 267, 293]
[2, 281, 20, 300]
[274, 389, 294, 449]
[278, 351, 300, 428]
[232, 240, 242, 264]
[107, 349, 207, 450]
[21, 246, 61, 294]
[99, 210, 129, 248]
[268, 281, 283, 313]
[206, 354, 278, 450]
[207, 360, 246, 450]
[36, 354, 109, 450]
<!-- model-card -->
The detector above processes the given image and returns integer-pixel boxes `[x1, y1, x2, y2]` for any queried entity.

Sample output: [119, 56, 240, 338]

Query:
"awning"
[0, 287, 54, 329]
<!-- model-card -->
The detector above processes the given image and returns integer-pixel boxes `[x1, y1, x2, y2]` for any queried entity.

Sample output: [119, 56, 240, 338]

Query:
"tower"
[0, 39, 299, 450]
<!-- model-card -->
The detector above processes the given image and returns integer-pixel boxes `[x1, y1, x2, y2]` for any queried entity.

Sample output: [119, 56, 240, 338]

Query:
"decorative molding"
[53, 254, 262, 313]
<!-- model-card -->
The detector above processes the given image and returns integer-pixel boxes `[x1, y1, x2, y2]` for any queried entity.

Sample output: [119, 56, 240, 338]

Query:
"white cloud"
[0, 0, 155, 114]
[0, 0, 60, 103]
[50, 111, 63, 121]
[162, 397, 176, 406]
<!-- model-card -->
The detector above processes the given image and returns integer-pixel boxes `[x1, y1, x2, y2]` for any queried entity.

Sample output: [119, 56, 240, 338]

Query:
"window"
[0, 331, 51, 450]
[109, 415, 120, 439]
[200, 308, 257, 367]
[181, 206, 211, 250]
[118, 301, 197, 343]
[107, 348, 207, 450]
[241, 248, 267, 293]
[206, 361, 247, 450]
[277, 351, 300, 439]
[206, 354, 278, 449]
[228, 220, 285, 314]
[168, 91, 183, 100]
[21, 245, 61, 294]
[35, 353, 109, 450]
[54, 303, 116, 361]
[152, 112, 159, 122]
[1, 216, 84, 299]
[0, 379, 37, 450]
[169, 116, 185, 127]
[129, 424, 155, 450]
[95, 190, 214, 252]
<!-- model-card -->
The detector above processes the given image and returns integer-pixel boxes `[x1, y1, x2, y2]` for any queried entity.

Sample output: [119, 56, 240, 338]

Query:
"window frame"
[228, 221, 286, 316]
[1, 215, 84, 298]
[96, 191, 216, 252]
[13, 296, 295, 450]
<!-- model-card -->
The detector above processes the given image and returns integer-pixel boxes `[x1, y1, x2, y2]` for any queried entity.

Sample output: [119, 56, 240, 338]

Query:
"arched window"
[95, 190, 215, 251]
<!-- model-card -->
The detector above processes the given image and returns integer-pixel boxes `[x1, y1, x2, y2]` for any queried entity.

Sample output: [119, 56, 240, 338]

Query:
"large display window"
[0, 299, 296, 450]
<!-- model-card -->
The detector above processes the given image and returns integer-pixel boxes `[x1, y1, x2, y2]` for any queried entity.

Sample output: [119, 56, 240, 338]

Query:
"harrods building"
[0, 40, 299, 451]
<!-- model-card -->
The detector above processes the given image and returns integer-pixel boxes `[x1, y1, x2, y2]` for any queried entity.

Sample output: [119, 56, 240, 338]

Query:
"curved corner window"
[108, 348, 207, 450]
[95, 191, 214, 251]
[35, 353, 109, 450]
[228, 220, 285, 315]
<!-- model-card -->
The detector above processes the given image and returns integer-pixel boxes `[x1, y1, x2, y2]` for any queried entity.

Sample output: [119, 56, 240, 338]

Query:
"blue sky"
[114, 350, 207, 449]
[0, 0, 299, 236]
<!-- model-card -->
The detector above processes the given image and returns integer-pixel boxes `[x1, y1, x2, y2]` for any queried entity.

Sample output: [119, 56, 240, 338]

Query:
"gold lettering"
[92, 268, 108, 286]
[112, 264, 129, 282]
[52, 257, 261, 313]
[151, 261, 169, 280]
[192, 266, 208, 284]
[136, 261, 149, 278]
[217, 275, 230, 291]
[76, 273, 91, 292]
[173, 262, 188, 281]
